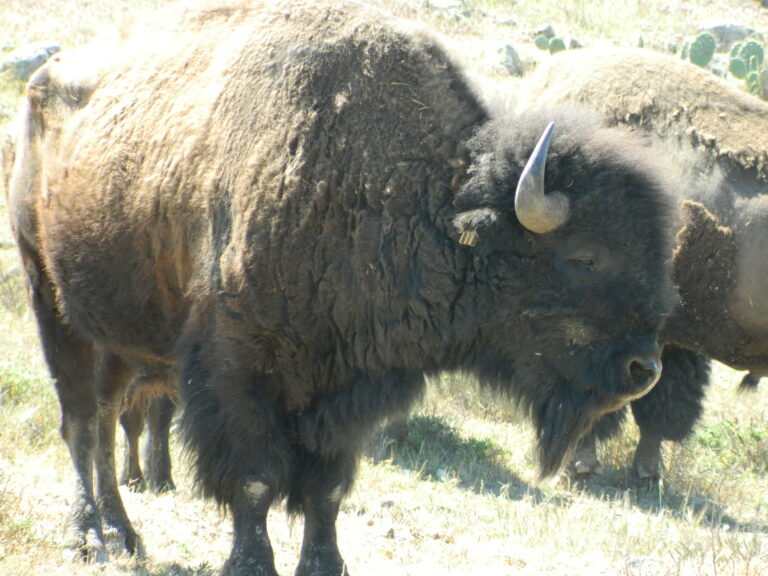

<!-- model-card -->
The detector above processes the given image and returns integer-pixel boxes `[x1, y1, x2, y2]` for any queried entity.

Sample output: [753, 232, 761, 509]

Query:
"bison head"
[453, 109, 674, 477]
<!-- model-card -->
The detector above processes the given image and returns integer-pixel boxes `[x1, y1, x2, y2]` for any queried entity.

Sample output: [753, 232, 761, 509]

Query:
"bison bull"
[522, 47, 768, 478]
[7, 2, 676, 573]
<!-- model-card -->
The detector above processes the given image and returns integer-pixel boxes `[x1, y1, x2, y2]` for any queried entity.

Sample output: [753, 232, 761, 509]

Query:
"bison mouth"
[532, 391, 603, 479]
[531, 340, 662, 478]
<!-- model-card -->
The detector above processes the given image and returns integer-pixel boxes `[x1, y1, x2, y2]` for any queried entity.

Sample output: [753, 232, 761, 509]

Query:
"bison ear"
[454, 207, 499, 247]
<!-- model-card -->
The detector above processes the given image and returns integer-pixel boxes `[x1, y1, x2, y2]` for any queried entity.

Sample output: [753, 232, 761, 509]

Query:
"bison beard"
[6, 0, 676, 573]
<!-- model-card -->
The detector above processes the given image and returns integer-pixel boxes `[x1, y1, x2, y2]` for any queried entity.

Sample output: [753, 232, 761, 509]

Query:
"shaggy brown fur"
[523, 47, 768, 181]
[8, 3, 677, 574]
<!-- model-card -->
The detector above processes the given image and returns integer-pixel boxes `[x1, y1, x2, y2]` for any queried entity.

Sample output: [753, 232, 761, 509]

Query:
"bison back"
[21, 0, 484, 361]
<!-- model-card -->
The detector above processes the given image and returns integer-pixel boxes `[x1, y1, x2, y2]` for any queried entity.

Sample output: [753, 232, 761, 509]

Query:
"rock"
[535, 25, 555, 40]
[426, 0, 463, 10]
[1, 41, 60, 82]
[424, 0, 470, 21]
[699, 22, 763, 52]
[503, 44, 524, 77]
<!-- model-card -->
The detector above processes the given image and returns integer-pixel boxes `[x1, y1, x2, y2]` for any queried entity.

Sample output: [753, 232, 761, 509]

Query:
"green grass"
[694, 420, 768, 474]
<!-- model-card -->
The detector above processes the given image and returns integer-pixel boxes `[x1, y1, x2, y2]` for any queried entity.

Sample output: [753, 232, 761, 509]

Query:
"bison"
[119, 377, 176, 493]
[521, 47, 768, 478]
[7, 2, 677, 573]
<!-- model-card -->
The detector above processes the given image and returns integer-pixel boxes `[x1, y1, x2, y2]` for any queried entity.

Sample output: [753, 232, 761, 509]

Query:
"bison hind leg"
[119, 400, 147, 492]
[94, 352, 145, 558]
[144, 394, 177, 493]
[18, 237, 107, 561]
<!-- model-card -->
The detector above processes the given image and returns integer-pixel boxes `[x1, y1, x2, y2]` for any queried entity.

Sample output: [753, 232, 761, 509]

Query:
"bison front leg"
[222, 479, 280, 576]
[94, 352, 145, 557]
[630, 346, 710, 480]
[291, 451, 356, 576]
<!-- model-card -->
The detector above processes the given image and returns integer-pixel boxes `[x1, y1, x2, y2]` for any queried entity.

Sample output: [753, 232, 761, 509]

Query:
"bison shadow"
[366, 415, 768, 535]
[141, 562, 216, 576]
[568, 469, 768, 536]
[365, 415, 547, 502]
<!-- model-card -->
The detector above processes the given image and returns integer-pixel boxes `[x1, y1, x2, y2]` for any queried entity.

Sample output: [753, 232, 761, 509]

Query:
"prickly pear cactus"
[534, 36, 549, 51]
[740, 40, 764, 71]
[689, 33, 715, 67]
[729, 56, 748, 79]
[549, 37, 566, 54]
[746, 70, 763, 97]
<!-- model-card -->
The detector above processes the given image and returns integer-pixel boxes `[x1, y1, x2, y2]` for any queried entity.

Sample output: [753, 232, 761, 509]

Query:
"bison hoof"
[66, 527, 108, 564]
[148, 477, 176, 494]
[632, 436, 663, 481]
[101, 510, 145, 559]
[633, 458, 662, 481]
[221, 558, 279, 576]
[156, 480, 176, 493]
[567, 445, 603, 477]
[125, 477, 147, 493]
[295, 559, 350, 576]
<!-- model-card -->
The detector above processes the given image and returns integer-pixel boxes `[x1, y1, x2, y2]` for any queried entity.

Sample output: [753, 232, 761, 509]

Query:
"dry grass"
[2, 0, 768, 575]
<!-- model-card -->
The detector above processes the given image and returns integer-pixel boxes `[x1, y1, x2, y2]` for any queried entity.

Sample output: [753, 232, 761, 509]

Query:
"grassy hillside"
[1, 1, 768, 575]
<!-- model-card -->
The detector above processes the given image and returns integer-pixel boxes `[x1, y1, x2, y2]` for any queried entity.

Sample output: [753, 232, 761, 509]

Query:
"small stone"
[427, 0, 463, 10]
[535, 25, 555, 40]
[699, 22, 762, 52]
[1, 41, 60, 81]
[502, 45, 523, 77]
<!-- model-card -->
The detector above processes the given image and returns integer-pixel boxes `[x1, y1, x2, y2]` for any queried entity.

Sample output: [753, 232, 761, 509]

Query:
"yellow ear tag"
[459, 230, 479, 247]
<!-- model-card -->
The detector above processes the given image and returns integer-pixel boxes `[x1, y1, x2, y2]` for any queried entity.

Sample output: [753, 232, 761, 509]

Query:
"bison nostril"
[627, 358, 661, 392]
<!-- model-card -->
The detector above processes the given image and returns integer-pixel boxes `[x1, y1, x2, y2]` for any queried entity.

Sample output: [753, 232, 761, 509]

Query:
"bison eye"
[568, 256, 597, 271]
[558, 242, 614, 283]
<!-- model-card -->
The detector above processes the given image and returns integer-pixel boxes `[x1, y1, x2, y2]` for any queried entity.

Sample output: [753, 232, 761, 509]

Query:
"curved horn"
[514, 122, 570, 234]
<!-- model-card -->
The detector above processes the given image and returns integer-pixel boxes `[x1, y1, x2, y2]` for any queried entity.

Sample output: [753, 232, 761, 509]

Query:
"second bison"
[522, 47, 768, 478]
[7, 2, 678, 574]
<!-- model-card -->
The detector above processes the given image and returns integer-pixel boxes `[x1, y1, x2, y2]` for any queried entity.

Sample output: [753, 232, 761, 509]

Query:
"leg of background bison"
[94, 351, 145, 557]
[739, 372, 762, 391]
[119, 399, 146, 492]
[568, 408, 626, 477]
[144, 394, 176, 493]
[16, 239, 106, 562]
[629, 346, 710, 479]
[570, 347, 710, 479]
[381, 408, 411, 444]
[292, 450, 356, 576]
